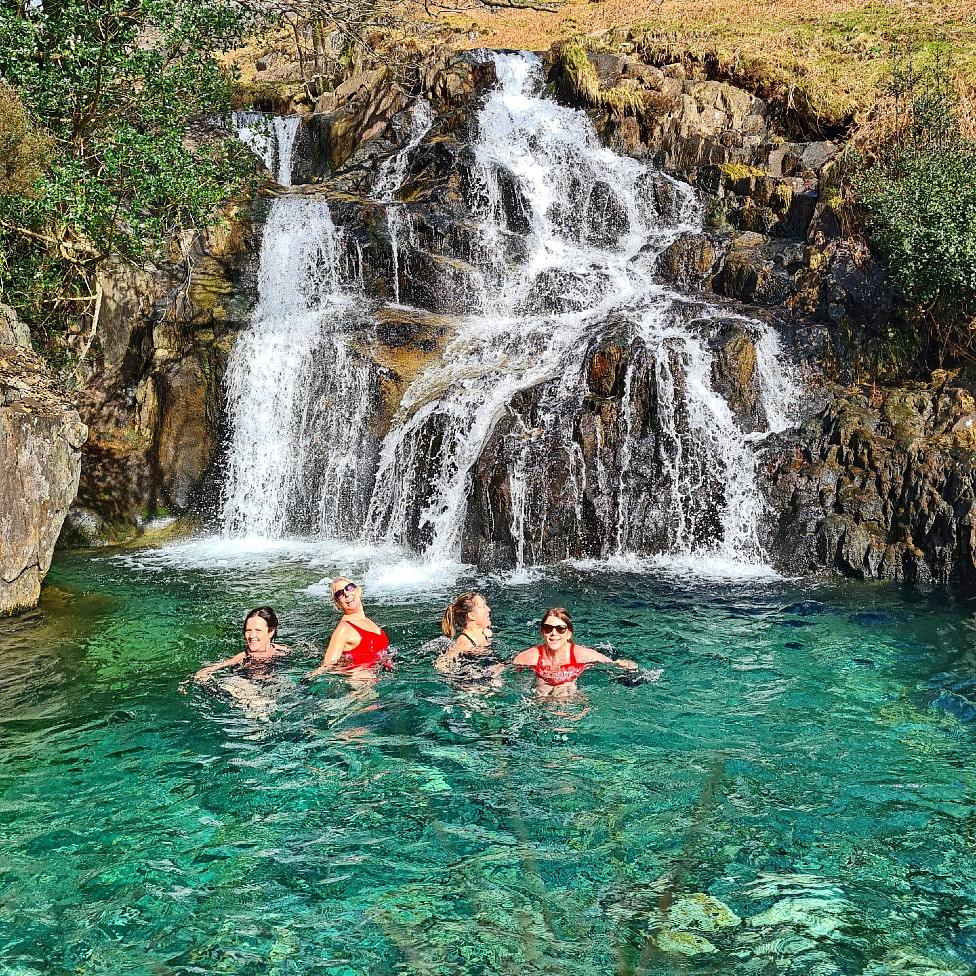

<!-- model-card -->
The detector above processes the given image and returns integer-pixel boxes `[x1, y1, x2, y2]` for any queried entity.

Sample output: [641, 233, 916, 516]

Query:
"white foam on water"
[566, 552, 784, 582]
[109, 535, 420, 575]
[361, 557, 471, 600]
[495, 565, 551, 586]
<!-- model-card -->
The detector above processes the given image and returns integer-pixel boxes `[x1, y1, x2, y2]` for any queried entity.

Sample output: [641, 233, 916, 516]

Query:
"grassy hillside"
[442, 0, 975, 133]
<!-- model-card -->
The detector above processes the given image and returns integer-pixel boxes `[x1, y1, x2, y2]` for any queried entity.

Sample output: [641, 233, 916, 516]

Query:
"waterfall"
[219, 55, 801, 571]
[372, 99, 434, 304]
[362, 52, 798, 567]
[233, 112, 302, 186]
[220, 196, 375, 538]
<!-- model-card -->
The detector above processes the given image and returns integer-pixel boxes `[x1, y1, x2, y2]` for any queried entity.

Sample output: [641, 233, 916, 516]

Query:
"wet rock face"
[767, 378, 976, 585]
[1, 317, 87, 614]
[462, 320, 760, 569]
[72, 204, 256, 540]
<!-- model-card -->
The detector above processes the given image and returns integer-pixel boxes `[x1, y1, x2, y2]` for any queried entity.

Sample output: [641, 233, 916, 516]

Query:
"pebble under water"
[2, 541, 976, 975]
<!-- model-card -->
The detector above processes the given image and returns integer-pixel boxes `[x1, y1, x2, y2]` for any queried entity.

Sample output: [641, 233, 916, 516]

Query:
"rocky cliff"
[769, 377, 976, 585]
[0, 307, 87, 614]
[46, 37, 975, 589]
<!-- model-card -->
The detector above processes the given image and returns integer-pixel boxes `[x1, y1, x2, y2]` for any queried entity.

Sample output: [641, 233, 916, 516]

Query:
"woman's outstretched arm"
[193, 652, 246, 684]
[573, 646, 639, 670]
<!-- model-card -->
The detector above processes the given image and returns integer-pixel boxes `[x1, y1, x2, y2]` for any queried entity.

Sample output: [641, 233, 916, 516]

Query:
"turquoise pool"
[2, 540, 975, 974]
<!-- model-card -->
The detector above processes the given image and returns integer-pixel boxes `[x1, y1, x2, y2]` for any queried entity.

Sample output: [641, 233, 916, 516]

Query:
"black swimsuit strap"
[460, 631, 478, 646]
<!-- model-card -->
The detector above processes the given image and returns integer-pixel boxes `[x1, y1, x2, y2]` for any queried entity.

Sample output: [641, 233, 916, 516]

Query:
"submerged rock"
[1, 332, 87, 614]
[654, 928, 717, 956]
[668, 893, 742, 932]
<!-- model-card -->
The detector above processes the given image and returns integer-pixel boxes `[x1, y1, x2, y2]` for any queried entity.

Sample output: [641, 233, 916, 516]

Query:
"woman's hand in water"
[304, 666, 331, 682]
[616, 658, 639, 671]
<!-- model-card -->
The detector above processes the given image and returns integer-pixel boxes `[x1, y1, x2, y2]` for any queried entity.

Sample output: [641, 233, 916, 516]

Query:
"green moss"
[559, 39, 601, 103]
[555, 39, 649, 118]
[718, 163, 765, 181]
[598, 86, 645, 117]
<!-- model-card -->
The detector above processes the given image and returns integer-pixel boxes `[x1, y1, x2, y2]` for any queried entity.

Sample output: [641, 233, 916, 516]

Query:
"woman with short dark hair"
[512, 607, 637, 697]
[192, 606, 289, 686]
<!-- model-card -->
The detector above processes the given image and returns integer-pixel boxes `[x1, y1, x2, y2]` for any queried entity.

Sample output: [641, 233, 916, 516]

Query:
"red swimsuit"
[531, 643, 587, 686]
[343, 621, 392, 669]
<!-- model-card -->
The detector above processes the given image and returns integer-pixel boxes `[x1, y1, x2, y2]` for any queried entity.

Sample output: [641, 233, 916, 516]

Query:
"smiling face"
[244, 614, 275, 654]
[541, 614, 571, 653]
[469, 595, 492, 631]
[331, 578, 361, 614]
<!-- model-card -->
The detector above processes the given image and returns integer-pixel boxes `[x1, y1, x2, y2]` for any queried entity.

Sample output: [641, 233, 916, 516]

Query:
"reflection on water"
[1, 543, 975, 974]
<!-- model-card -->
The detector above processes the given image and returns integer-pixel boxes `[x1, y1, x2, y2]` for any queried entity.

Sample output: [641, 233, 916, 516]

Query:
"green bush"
[0, 0, 256, 340]
[854, 61, 976, 354]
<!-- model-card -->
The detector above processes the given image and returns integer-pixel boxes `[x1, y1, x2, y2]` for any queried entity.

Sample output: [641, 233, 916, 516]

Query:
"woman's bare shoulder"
[512, 647, 539, 665]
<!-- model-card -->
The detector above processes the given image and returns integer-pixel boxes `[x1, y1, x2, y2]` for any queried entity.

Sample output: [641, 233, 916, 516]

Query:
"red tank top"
[343, 621, 392, 669]
[533, 643, 587, 686]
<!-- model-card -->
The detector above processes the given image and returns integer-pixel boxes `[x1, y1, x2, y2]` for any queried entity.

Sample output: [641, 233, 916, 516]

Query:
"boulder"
[311, 68, 405, 173]
[655, 232, 720, 285]
[0, 338, 87, 614]
[0, 303, 32, 349]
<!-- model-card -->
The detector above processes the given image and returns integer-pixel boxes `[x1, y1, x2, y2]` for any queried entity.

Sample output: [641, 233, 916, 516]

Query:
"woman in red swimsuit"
[307, 577, 392, 679]
[513, 607, 638, 697]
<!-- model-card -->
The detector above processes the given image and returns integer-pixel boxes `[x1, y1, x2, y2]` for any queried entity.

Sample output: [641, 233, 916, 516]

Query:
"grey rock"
[0, 304, 32, 350]
[1, 342, 87, 614]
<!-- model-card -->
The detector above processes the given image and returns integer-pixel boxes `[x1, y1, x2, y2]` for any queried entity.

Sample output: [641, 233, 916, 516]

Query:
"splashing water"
[222, 54, 801, 573]
[233, 112, 302, 186]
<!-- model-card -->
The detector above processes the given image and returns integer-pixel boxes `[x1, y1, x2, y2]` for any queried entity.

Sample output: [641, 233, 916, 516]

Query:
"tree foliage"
[0, 0, 256, 338]
[855, 60, 976, 356]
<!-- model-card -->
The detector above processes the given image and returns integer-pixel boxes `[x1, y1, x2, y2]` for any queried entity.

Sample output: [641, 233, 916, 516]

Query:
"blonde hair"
[442, 592, 481, 638]
[331, 577, 356, 608]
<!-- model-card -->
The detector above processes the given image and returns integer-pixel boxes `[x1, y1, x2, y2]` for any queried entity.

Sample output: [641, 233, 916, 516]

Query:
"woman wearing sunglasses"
[513, 607, 638, 697]
[307, 577, 391, 679]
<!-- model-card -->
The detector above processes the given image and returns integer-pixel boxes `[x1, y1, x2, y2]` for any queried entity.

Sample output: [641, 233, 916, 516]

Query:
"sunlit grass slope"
[444, 0, 975, 132]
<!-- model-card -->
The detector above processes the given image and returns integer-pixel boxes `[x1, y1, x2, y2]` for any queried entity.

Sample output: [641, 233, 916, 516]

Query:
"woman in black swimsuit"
[193, 606, 289, 686]
[435, 592, 498, 677]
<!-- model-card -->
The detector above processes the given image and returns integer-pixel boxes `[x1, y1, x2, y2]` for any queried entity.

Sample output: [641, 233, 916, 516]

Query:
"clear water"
[3, 544, 976, 974]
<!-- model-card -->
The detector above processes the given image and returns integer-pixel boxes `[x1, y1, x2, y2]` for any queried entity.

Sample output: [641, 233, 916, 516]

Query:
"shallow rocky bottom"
[1, 543, 974, 973]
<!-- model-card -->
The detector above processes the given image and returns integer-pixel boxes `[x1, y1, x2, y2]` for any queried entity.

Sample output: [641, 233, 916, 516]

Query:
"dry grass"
[432, 0, 976, 131]
[221, 1, 975, 135]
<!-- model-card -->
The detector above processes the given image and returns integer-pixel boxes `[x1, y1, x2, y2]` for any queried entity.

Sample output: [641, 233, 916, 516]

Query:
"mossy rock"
[654, 928, 717, 956]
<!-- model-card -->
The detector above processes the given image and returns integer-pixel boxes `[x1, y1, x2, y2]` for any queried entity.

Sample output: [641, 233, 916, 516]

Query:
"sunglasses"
[332, 582, 357, 601]
[541, 623, 568, 635]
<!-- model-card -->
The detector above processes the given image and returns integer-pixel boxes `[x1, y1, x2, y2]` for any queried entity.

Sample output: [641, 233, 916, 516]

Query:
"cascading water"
[220, 196, 375, 537]
[372, 99, 434, 304]
[233, 112, 302, 186]
[220, 52, 800, 571]
[363, 52, 799, 568]
[220, 102, 437, 540]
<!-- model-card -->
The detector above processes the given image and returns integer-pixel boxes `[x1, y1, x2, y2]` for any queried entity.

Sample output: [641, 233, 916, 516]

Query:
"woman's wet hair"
[540, 606, 573, 634]
[442, 592, 481, 638]
[243, 606, 278, 640]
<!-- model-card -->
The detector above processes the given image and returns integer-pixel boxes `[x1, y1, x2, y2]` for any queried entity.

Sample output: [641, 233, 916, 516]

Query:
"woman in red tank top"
[512, 607, 638, 697]
[307, 577, 392, 679]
